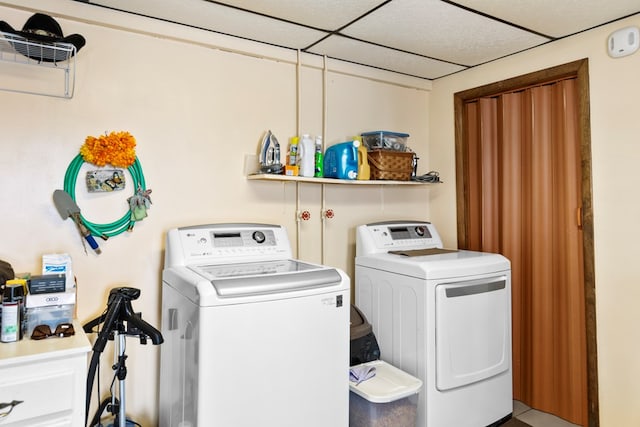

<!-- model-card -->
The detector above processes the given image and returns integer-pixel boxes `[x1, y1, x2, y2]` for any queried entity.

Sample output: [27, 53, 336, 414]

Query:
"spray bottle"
[314, 136, 324, 178]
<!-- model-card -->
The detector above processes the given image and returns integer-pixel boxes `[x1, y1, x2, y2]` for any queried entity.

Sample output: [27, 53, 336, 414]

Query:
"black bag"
[350, 305, 381, 366]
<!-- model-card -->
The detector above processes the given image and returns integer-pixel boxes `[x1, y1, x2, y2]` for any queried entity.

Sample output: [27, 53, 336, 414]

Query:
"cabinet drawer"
[0, 358, 76, 425]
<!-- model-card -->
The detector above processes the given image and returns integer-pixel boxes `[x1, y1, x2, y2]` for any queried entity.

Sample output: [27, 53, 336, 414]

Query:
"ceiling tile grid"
[209, 0, 385, 30]
[80, 0, 640, 80]
[340, 0, 551, 66]
[307, 35, 466, 79]
[453, 0, 640, 38]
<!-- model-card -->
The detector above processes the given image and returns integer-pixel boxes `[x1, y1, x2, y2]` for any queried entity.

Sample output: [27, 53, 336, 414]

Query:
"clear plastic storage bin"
[25, 291, 76, 337]
[26, 304, 74, 337]
[349, 360, 422, 427]
[361, 131, 409, 151]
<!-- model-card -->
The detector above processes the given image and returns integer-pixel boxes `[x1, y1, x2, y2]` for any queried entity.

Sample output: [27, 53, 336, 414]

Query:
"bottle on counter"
[284, 136, 300, 176]
[314, 136, 324, 178]
[289, 136, 299, 166]
[298, 134, 315, 177]
[1, 280, 26, 342]
[1, 302, 18, 342]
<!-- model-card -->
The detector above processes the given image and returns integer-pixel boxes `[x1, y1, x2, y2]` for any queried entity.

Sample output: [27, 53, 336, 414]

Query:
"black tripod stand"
[84, 287, 163, 427]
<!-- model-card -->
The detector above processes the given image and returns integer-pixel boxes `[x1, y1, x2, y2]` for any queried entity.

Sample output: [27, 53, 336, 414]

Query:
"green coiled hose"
[63, 154, 147, 238]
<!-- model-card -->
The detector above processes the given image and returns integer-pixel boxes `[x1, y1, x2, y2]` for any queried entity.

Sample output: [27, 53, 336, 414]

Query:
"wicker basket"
[367, 149, 414, 181]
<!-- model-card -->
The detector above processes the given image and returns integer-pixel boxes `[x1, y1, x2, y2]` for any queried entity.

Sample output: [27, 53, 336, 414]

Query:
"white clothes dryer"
[355, 221, 512, 427]
[159, 223, 350, 427]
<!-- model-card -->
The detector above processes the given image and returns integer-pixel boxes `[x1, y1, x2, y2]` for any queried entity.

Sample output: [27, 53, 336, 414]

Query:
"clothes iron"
[259, 130, 283, 174]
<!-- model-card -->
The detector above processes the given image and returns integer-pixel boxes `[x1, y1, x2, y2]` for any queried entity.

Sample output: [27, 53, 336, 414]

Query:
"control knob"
[252, 231, 266, 244]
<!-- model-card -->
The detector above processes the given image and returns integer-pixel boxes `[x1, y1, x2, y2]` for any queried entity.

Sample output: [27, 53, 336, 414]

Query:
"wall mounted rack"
[0, 31, 77, 98]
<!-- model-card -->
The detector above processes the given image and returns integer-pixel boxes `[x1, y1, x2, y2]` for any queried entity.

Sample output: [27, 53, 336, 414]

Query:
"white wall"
[430, 14, 640, 427]
[0, 1, 431, 424]
[11, 1, 637, 425]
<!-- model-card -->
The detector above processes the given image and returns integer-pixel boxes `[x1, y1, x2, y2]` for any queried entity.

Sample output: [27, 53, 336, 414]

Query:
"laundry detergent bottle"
[298, 134, 315, 177]
[323, 140, 360, 180]
[355, 136, 370, 180]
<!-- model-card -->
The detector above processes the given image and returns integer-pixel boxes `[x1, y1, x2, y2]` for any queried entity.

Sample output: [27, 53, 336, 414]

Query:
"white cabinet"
[0, 320, 90, 426]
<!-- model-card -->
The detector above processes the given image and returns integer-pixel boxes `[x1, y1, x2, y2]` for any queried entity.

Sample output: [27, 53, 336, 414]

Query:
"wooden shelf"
[247, 173, 435, 185]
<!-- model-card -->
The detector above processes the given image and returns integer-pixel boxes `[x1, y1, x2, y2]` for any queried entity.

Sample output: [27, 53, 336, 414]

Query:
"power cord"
[412, 170, 442, 183]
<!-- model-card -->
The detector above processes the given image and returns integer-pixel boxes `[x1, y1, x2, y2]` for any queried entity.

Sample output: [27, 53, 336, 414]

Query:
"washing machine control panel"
[165, 224, 292, 266]
[356, 221, 444, 254]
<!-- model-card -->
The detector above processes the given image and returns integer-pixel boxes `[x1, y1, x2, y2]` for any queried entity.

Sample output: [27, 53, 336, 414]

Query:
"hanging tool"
[53, 189, 101, 255]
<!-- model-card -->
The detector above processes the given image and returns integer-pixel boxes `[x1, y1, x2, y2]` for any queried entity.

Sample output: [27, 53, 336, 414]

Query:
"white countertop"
[0, 319, 91, 367]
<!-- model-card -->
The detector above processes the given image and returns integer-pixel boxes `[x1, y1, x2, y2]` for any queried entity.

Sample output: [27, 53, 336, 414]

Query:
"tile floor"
[513, 400, 580, 427]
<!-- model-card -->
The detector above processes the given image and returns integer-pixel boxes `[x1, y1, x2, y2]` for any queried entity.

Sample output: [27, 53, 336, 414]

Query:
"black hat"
[0, 13, 86, 62]
[0, 259, 14, 287]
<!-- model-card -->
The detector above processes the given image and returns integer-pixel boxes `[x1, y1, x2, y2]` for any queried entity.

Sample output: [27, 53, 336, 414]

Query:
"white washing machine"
[355, 221, 512, 427]
[159, 223, 350, 427]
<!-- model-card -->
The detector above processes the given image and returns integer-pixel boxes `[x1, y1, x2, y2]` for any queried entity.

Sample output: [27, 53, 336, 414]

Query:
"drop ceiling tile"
[308, 35, 467, 79]
[341, 0, 551, 66]
[453, 0, 640, 38]
[213, 0, 385, 30]
[84, 0, 639, 80]
[90, 0, 327, 48]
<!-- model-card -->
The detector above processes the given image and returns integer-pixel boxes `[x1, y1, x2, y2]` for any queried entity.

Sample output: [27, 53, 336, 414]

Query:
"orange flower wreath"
[79, 131, 136, 168]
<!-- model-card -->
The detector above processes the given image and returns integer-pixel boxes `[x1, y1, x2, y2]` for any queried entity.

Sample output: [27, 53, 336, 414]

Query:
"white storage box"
[26, 291, 76, 309]
[349, 360, 422, 427]
[25, 291, 76, 337]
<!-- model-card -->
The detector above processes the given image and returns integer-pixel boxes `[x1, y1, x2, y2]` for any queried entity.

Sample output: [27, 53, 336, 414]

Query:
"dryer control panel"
[356, 221, 444, 255]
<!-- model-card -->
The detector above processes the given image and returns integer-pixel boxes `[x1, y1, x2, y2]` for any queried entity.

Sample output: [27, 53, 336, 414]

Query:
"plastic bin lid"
[361, 131, 410, 137]
[349, 360, 422, 403]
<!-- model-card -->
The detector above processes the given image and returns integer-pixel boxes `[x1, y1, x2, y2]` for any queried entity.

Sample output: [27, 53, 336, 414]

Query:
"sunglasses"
[30, 323, 75, 340]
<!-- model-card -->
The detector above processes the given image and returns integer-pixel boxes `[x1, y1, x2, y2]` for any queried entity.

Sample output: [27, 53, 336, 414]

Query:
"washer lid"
[190, 260, 343, 297]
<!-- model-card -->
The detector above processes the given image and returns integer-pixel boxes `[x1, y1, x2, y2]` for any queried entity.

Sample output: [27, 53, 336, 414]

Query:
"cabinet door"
[0, 355, 84, 426]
